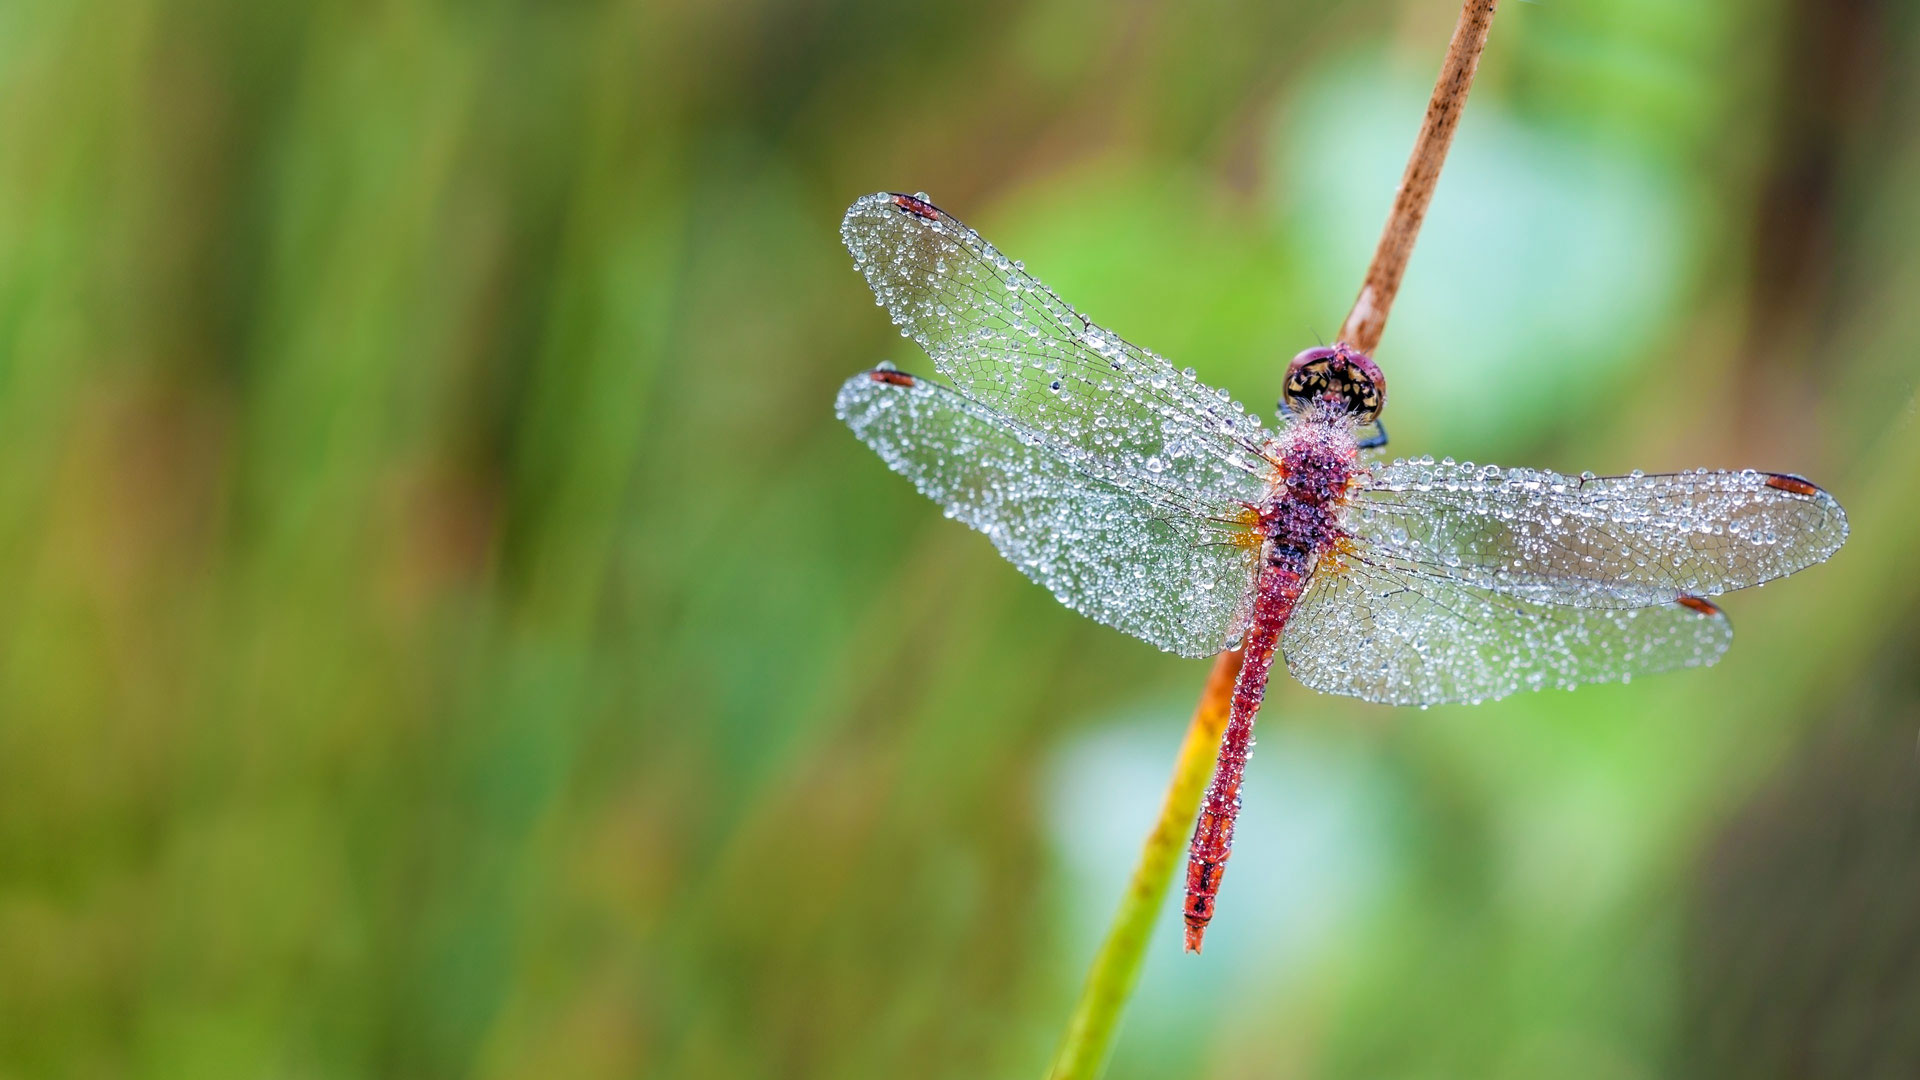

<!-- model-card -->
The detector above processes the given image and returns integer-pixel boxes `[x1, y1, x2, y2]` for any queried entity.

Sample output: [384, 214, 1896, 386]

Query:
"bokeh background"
[3, 0, 1917, 1077]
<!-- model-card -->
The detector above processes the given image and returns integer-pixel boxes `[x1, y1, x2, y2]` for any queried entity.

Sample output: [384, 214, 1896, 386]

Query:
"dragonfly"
[833, 191, 1849, 952]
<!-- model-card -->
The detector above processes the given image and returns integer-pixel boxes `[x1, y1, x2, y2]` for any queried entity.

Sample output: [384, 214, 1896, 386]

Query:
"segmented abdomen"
[1182, 556, 1308, 952]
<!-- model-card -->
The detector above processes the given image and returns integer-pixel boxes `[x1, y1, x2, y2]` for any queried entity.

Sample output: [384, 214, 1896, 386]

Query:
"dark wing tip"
[865, 367, 917, 387]
[1763, 472, 1822, 497]
[1675, 594, 1724, 617]
[844, 190, 942, 226]
[887, 192, 941, 220]
[835, 366, 931, 420]
[1759, 471, 1850, 563]
[841, 192, 956, 268]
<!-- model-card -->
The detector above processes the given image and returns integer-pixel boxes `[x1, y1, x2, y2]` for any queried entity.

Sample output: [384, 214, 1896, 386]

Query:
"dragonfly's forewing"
[1281, 559, 1733, 706]
[838, 369, 1262, 657]
[1348, 460, 1848, 607]
[842, 192, 1275, 518]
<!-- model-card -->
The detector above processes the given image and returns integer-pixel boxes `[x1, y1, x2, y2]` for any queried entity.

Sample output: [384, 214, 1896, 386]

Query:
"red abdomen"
[1182, 558, 1307, 951]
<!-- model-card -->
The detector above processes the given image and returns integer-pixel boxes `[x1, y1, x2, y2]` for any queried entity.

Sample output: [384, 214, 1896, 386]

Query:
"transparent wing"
[1282, 554, 1734, 706]
[837, 368, 1262, 658]
[842, 192, 1276, 514]
[1348, 458, 1848, 607]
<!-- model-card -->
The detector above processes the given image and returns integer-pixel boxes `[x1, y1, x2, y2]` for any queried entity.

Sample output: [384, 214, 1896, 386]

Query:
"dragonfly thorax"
[1259, 417, 1361, 564]
[1275, 418, 1360, 501]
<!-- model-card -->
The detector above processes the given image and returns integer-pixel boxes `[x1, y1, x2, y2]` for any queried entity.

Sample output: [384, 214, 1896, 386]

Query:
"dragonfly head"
[1281, 344, 1386, 428]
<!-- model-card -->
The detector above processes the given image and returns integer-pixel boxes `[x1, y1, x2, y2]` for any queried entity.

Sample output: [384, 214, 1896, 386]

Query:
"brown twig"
[1340, 0, 1499, 354]
[1045, 4, 1499, 1078]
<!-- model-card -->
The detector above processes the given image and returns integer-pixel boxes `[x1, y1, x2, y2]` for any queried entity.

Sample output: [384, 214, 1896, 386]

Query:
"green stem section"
[1045, 650, 1244, 1080]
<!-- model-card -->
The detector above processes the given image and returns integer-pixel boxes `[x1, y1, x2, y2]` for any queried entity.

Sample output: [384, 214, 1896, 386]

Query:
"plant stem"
[1046, 649, 1243, 1080]
[1044, 4, 1498, 1078]
[1341, 0, 1499, 354]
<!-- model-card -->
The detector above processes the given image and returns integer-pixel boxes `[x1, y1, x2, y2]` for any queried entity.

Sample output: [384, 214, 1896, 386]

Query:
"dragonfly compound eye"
[1280, 344, 1386, 425]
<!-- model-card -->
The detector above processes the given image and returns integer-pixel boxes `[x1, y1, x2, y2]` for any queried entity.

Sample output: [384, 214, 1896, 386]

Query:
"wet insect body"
[835, 192, 1847, 951]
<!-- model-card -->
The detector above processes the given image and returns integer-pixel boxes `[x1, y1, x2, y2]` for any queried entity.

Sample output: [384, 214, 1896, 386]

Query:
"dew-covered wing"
[1347, 459, 1848, 607]
[842, 192, 1274, 513]
[838, 368, 1261, 657]
[1281, 553, 1733, 706]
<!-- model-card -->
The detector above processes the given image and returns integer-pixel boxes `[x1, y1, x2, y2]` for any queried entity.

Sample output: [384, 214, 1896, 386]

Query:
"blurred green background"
[2, 0, 1918, 1077]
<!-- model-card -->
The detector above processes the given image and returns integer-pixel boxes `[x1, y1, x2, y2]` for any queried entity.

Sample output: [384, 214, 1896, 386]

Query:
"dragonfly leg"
[1355, 418, 1389, 450]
